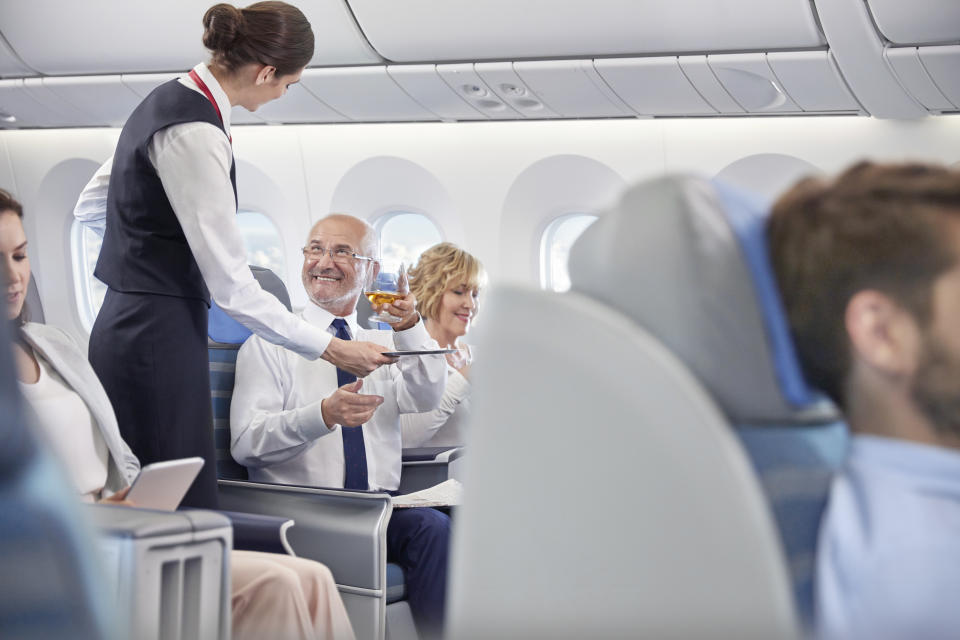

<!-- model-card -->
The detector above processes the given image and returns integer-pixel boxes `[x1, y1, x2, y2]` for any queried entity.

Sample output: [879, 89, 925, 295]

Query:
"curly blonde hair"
[408, 242, 486, 322]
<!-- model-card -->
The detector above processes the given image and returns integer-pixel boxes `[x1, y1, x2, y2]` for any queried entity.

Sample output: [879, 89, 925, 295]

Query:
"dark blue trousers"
[387, 507, 450, 637]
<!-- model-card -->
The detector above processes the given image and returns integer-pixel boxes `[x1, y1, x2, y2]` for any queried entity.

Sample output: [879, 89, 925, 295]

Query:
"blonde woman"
[402, 243, 486, 447]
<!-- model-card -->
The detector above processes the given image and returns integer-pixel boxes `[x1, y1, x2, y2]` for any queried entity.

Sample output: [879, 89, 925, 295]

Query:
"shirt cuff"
[297, 399, 334, 440]
[292, 321, 333, 360]
[392, 319, 435, 351]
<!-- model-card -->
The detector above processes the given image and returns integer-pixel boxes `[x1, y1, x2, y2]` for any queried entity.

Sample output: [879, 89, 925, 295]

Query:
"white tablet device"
[126, 457, 205, 511]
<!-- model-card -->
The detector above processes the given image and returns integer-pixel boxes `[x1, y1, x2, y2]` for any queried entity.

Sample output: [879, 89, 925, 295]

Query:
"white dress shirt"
[400, 366, 471, 447]
[73, 63, 331, 360]
[816, 434, 960, 639]
[230, 302, 447, 491]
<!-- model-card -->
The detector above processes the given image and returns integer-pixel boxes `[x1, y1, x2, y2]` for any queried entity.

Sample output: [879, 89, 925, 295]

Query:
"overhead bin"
[866, 0, 960, 46]
[346, 0, 825, 62]
[0, 0, 379, 76]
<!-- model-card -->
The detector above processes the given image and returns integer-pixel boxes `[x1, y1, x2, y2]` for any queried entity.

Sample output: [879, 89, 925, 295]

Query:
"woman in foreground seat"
[1, 191, 354, 640]
[402, 242, 486, 447]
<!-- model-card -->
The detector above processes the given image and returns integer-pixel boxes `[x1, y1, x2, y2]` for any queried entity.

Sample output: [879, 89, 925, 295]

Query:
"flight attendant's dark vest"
[95, 79, 237, 305]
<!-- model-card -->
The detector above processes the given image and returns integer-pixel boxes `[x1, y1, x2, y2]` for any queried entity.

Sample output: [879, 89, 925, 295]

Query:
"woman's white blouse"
[19, 354, 109, 502]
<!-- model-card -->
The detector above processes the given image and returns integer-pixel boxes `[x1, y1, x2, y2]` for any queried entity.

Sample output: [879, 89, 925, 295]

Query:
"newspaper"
[391, 479, 463, 508]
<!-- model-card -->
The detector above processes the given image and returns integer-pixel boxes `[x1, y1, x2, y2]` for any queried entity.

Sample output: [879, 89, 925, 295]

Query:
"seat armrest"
[398, 447, 463, 493]
[200, 509, 295, 556]
[401, 446, 463, 463]
[217, 479, 392, 593]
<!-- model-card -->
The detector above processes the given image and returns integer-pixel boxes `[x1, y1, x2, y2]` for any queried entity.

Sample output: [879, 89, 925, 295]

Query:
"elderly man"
[768, 162, 960, 639]
[231, 214, 450, 637]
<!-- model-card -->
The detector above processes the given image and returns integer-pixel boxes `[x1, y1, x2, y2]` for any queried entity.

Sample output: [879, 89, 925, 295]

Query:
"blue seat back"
[208, 266, 292, 481]
[569, 175, 847, 628]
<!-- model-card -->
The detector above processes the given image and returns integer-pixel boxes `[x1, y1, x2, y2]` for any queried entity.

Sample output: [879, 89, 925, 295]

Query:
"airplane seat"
[208, 266, 433, 640]
[25, 273, 45, 324]
[570, 175, 848, 627]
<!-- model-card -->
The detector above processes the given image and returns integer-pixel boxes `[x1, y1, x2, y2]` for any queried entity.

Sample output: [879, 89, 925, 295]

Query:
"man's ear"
[845, 289, 921, 377]
[255, 64, 276, 85]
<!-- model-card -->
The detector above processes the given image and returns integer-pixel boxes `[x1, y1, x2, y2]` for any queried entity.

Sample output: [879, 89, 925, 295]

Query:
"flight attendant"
[80, 1, 393, 509]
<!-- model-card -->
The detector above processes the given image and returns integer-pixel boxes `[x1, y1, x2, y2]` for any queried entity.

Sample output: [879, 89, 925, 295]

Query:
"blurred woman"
[2, 190, 354, 640]
[402, 243, 486, 447]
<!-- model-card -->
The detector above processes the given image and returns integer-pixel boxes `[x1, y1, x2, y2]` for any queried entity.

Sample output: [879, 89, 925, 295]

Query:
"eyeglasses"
[301, 245, 375, 264]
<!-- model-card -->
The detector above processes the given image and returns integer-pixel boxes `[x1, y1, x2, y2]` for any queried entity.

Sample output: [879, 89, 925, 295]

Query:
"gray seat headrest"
[569, 174, 836, 425]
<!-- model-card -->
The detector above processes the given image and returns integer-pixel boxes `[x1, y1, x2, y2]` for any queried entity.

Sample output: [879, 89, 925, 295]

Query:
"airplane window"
[376, 212, 443, 269]
[539, 214, 598, 292]
[236, 210, 286, 282]
[71, 221, 108, 331]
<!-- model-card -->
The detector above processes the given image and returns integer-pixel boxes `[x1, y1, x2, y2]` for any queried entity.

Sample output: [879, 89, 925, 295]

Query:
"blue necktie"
[331, 318, 369, 491]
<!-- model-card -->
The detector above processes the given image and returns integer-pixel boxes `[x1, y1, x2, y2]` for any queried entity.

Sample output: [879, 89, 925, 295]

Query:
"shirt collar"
[303, 301, 359, 337]
[189, 62, 232, 137]
[850, 434, 960, 484]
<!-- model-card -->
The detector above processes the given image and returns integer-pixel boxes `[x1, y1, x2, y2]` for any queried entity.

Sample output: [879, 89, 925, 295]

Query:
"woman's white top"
[19, 353, 109, 502]
[400, 367, 471, 447]
[72, 62, 331, 360]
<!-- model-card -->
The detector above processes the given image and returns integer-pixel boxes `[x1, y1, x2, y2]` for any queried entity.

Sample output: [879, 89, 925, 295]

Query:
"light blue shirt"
[816, 434, 960, 639]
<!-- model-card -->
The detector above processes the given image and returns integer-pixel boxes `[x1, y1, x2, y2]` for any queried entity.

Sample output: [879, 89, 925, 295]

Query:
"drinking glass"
[365, 263, 408, 324]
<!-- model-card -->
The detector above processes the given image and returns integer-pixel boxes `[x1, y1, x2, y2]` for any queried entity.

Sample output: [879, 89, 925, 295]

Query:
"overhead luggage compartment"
[866, 0, 960, 45]
[346, 0, 825, 62]
[0, 0, 380, 76]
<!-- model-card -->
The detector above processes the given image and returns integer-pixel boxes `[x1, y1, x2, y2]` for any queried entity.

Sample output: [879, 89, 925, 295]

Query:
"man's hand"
[322, 337, 397, 377]
[376, 292, 419, 332]
[321, 379, 384, 427]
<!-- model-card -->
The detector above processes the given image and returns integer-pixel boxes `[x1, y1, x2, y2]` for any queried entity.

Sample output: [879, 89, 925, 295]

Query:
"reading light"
[0, 111, 16, 123]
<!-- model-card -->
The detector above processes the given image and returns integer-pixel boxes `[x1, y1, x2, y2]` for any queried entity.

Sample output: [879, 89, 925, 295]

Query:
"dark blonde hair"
[768, 161, 960, 407]
[203, 1, 314, 77]
[408, 243, 486, 322]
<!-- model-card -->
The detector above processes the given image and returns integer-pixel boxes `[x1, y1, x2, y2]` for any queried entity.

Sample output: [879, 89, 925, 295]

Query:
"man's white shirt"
[72, 62, 332, 360]
[230, 302, 447, 491]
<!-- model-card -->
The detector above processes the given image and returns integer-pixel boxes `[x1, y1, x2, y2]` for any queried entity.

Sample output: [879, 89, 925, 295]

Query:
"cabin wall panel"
[2, 115, 959, 339]
[231, 128, 314, 309]
[1, 129, 118, 344]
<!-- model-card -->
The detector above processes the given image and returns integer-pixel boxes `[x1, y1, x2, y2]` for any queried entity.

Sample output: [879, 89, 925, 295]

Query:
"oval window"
[237, 210, 286, 282]
[376, 212, 443, 269]
[539, 214, 598, 292]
